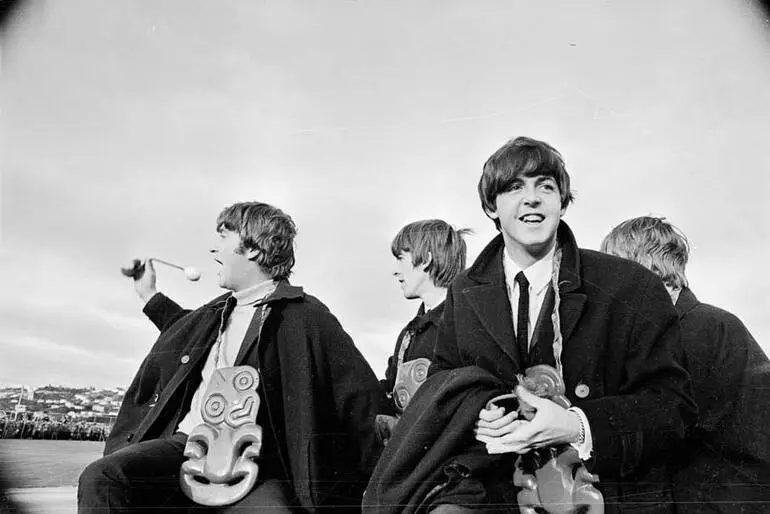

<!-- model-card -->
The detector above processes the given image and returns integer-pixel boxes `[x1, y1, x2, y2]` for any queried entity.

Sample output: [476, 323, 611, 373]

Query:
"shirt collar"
[404, 300, 444, 334]
[502, 244, 556, 296]
[230, 279, 276, 306]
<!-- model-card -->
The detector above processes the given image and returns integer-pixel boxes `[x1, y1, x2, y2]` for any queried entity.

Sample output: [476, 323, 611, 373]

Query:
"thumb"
[515, 385, 546, 407]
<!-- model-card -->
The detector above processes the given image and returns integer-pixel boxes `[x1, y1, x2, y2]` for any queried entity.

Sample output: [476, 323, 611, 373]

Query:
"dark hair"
[478, 136, 574, 228]
[216, 202, 297, 280]
[600, 216, 689, 289]
[391, 219, 472, 288]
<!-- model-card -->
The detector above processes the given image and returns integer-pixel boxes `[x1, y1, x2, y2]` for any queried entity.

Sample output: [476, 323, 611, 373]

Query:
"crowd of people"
[75, 136, 770, 513]
[0, 417, 111, 441]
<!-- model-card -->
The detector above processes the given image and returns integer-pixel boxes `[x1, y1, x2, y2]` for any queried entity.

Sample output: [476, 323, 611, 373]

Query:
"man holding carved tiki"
[78, 202, 382, 513]
[364, 137, 697, 513]
[375, 220, 470, 445]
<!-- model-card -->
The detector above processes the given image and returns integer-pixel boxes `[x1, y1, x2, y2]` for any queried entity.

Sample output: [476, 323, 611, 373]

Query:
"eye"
[540, 182, 557, 192]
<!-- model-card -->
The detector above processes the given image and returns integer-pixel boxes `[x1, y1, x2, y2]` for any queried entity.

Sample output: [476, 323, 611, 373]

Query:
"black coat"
[364, 366, 509, 513]
[380, 302, 445, 414]
[670, 287, 770, 512]
[106, 281, 383, 512]
[426, 222, 697, 512]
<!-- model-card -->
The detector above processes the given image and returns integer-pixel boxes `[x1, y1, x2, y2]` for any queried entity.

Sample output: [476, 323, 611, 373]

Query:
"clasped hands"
[474, 385, 581, 455]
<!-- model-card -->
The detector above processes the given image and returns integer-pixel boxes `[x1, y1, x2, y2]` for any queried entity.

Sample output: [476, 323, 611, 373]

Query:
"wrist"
[570, 409, 585, 445]
[138, 288, 159, 304]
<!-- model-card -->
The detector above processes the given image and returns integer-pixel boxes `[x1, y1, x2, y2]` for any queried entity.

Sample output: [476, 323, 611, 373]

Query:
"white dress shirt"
[501, 246, 593, 460]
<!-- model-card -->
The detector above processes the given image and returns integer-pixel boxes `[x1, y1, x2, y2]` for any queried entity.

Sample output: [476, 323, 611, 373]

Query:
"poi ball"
[184, 267, 201, 281]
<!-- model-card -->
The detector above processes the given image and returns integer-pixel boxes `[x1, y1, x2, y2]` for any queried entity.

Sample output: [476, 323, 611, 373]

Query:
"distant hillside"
[0, 385, 125, 420]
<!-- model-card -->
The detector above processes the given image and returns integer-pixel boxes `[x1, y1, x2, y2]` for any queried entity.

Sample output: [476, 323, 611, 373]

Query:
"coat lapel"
[464, 284, 522, 367]
[464, 234, 524, 369]
[134, 309, 221, 440]
[235, 304, 271, 365]
[553, 222, 587, 346]
[557, 291, 587, 344]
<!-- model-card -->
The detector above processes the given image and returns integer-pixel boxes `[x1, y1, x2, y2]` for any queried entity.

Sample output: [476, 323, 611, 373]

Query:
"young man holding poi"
[364, 137, 696, 513]
[79, 201, 383, 513]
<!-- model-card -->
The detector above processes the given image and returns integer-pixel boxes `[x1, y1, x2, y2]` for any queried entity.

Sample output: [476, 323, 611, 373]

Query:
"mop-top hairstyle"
[391, 219, 472, 288]
[600, 216, 689, 290]
[216, 202, 297, 280]
[479, 136, 575, 229]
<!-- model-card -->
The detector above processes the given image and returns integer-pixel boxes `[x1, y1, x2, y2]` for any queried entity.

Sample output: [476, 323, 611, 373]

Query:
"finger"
[485, 440, 530, 455]
[478, 406, 505, 423]
[476, 419, 529, 443]
[475, 412, 520, 436]
[514, 385, 544, 407]
[497, 420, 542, 448]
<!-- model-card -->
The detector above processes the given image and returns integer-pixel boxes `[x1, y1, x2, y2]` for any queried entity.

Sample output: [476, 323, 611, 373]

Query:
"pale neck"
[503, 238, 558, 269]
[421, 286, 447, 311]
[230, 269, 273, 294]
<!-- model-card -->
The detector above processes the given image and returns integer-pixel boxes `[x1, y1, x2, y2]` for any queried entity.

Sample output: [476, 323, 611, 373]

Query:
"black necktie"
[515, 271, 530, 362]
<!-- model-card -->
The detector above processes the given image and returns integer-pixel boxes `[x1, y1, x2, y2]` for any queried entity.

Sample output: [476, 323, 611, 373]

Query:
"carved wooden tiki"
[180, 366, 263, 506]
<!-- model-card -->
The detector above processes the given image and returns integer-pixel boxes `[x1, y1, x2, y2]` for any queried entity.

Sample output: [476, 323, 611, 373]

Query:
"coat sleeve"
[316, 310, 385, 479]
[142, 292, 190, 332]
[579, 274, 697, 477]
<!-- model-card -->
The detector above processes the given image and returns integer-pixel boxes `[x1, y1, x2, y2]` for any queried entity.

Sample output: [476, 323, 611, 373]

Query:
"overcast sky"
[1, 0, 769, 389]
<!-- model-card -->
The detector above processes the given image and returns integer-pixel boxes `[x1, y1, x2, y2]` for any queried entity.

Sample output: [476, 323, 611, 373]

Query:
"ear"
[242, 247, 260, 260]
[418, 251, 433, 271]
[484, 207, 499, 221]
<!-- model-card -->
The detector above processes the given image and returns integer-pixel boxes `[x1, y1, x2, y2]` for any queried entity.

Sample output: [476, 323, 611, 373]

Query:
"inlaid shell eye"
[394, 386, 410, 410]
[233, 370, 256, 391]
[203, 393, 226, 421]
[412, 360, 429, 383]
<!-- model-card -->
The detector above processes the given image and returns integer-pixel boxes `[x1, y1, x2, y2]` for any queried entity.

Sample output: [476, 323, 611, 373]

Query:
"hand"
[123, 258, 158, 304]
[476, 385, 581, 455]
[375, 414, 399, 446]
[474, 403, 527, 453]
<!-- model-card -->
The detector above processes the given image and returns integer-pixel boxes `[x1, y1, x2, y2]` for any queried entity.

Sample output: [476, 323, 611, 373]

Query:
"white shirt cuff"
[568, 406, 593, 461]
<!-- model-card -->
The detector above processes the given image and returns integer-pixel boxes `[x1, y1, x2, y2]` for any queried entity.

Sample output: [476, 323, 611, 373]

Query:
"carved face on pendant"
[180, 366, 263, 507]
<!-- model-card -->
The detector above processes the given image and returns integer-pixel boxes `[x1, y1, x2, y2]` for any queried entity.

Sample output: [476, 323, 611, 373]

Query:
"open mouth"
[519, 213, 545, 224]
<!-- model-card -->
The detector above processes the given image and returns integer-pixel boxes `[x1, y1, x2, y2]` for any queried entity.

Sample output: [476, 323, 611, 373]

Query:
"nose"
[523, 184, 541, 205]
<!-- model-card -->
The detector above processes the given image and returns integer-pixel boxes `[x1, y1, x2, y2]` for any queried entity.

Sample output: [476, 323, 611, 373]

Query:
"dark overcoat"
[380, 302, 445, 414]
[424, 222, 697, 512]
[106, 281, 383, 512]
[670, 287, 770, 512]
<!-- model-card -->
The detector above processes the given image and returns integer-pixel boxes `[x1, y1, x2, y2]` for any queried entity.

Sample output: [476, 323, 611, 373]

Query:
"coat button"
[126, 433, 134, 442]
[180, 355, 190, 364]
[575, 383, 590, 399]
